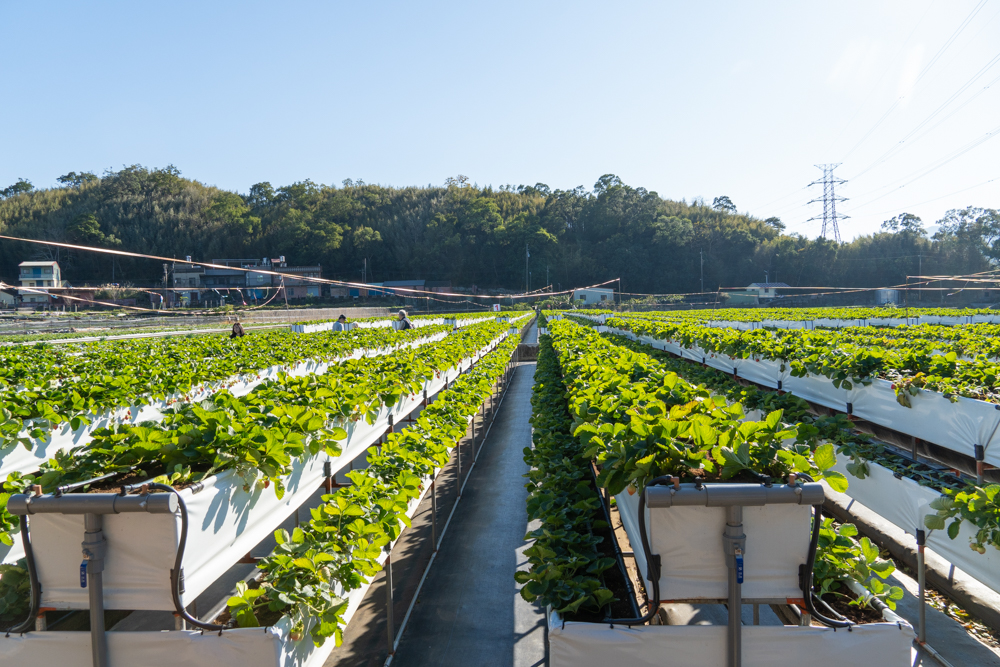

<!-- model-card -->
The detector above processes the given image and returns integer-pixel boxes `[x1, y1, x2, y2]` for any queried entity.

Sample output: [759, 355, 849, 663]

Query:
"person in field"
[397, 309, 413, 330]
[332, 314, 348, 331]
[230, 322, 245, 338]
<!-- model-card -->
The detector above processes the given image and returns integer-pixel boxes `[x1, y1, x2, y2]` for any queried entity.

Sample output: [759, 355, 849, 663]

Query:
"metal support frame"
[724, 505, 745, 667]
[916, 528, 927, 644]
[385, 553, 394, 655]
[8, 491, 178, 667]
[645, 482, 825, 667]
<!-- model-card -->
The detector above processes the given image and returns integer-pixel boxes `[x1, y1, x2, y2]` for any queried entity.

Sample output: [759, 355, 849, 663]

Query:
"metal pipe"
[84, 513, 109, 667]
[725, 505, 744, 667]
[917, 529, 927, 644]
[431, 480, 438, 551]
[385, 554, 395, 655]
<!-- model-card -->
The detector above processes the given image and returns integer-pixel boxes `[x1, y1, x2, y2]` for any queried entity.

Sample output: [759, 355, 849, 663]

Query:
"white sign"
[492, 304, 501, 312]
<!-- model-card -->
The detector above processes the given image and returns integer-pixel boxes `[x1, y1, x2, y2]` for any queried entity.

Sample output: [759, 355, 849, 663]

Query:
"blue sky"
[1, 0, 998, 240]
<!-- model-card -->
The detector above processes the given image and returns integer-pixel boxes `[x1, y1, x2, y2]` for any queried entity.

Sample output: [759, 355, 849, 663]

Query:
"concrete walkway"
[391, 362, 546, 667]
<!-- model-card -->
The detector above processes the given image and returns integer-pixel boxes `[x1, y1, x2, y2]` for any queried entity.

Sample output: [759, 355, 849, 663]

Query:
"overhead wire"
[821, 0, 936, 158]
[849, 51, 1000, 181]
[840, 0, 989, 163]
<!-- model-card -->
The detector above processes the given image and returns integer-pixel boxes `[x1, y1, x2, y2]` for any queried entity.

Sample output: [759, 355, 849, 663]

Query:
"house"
[0, 288, 16, 308]
[171, 260, 205, 305]
[748, 282, 789, 299]
[18, 261, 62, 304]
[572, 287, 614, 305]
[273, 264, 323, 299]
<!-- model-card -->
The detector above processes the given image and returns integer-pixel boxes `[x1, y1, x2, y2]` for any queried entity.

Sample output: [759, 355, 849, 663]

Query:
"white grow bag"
[0, 331, 451, 481]
[0, 331, 452, 566]
[616, 331, 1000, 466]
[828, 458, 1000, 596]
[615, 490, 812, 601]
[0, 399, 488, 666]
[24, 333, 508, 610]
[547, 609, 913, 667]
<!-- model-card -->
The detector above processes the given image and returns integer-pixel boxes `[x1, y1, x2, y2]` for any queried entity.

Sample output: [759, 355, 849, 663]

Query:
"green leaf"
[813, 443, 836, 472]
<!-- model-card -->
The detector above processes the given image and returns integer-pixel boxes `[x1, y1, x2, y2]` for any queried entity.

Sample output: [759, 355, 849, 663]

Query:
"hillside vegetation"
[1, 167, 997, 296]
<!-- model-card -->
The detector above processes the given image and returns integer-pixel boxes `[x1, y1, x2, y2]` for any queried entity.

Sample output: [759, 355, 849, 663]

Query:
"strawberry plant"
[221, 327, 522, 645]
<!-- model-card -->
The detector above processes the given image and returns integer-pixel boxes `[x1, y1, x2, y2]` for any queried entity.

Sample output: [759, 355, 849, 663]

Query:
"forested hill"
[1, 166, 997, 295]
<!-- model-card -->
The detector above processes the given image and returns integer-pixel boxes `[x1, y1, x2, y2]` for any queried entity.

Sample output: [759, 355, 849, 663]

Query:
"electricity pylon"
[807, 164, 849, 243]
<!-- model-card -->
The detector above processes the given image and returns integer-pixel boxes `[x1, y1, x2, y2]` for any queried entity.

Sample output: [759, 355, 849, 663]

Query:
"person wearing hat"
[398, 309, 413, 330]
[332, 314, 348, 332]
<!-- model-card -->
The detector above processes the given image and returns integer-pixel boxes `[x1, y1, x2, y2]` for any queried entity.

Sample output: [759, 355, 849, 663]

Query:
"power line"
[853, 175, 998, 218]
[840, 0, 989, 162]
[849, 50, 1000, 180]
[822, 0, 935, 157]
[846, 122, 1000, 211]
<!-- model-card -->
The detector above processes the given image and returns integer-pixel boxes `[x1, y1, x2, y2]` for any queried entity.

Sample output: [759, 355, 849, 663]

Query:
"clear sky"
[1, 0, 998, 240]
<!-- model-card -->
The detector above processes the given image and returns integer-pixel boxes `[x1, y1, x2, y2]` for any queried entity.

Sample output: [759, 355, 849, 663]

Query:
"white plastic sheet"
[547, 610, 913, 667]
[829, 459, 1000, 595]
[27, 333, 507, 610]
[619, 332, 1000, 466]
[0, 629, 283, 667]
[0, 331, 452, 566]
[0, 330, 451, 480]
[615, 491, 813, 601]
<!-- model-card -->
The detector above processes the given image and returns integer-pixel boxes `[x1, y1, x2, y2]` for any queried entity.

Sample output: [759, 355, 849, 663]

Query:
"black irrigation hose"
[146, 482, 228, 632]
[589, 464, 642, 619]
[801, 504, 854, 629]
[3, 515, 40, 635]
[603, 476, 675, 626]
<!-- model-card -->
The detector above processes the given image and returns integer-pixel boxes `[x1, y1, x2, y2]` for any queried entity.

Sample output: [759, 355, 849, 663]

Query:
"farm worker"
[398, 309, 413, 330]
[230, 322, 245, 338]
[332, 314, 348, 331]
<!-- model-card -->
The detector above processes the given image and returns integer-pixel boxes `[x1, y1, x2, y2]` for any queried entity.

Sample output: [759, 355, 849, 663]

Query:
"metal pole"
[724, 505, 745, 667]
[431, 480, 438, 551]
[917, 529, 927, 644]
[84, 513, 109, 667]
[457, 427, 463, 497]
[385, 554, 394, 655]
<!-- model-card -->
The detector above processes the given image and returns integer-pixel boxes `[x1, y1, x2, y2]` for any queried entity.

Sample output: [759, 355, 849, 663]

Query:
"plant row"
[0, 321, 510, 550]
[526, 318, 901, 614]
[589, 326, 1000, 557]
[290, 311, 499, 327]
[0, 324, 450, 453]
[576, 305, 1000, 323]
[602, 314, 1000, 403]
[223, 326, 523, 646]
[516, 320, 616, 616]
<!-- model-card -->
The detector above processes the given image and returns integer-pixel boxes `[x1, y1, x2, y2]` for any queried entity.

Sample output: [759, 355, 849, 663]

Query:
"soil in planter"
[820, 591, 885, 624]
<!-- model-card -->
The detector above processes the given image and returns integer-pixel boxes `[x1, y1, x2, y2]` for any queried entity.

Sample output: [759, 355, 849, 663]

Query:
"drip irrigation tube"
[602, 475, 676, 626]
[800, 504, 854, 629]
[3, 515, 40, 635]
[143, 482, 227, 632]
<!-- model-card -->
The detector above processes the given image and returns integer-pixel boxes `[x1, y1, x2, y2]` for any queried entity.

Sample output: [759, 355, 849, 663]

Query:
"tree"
[593, 174, 623, 195]
[764, 216, 785, 232]
[207, 191, 261, 237]
[246, 182, 275, 210]
[0, 178, 33, 199]
[881, 212, 925, 236]
[67, 213, 121, 247]
[712, 196, 737, 213]
[57, 172, 98, 187]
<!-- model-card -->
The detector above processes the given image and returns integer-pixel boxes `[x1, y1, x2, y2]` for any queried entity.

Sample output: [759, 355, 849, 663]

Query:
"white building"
[747, 282, 789, 299]
[572, 287, 614, 305]
[18, 261, 62, 304]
